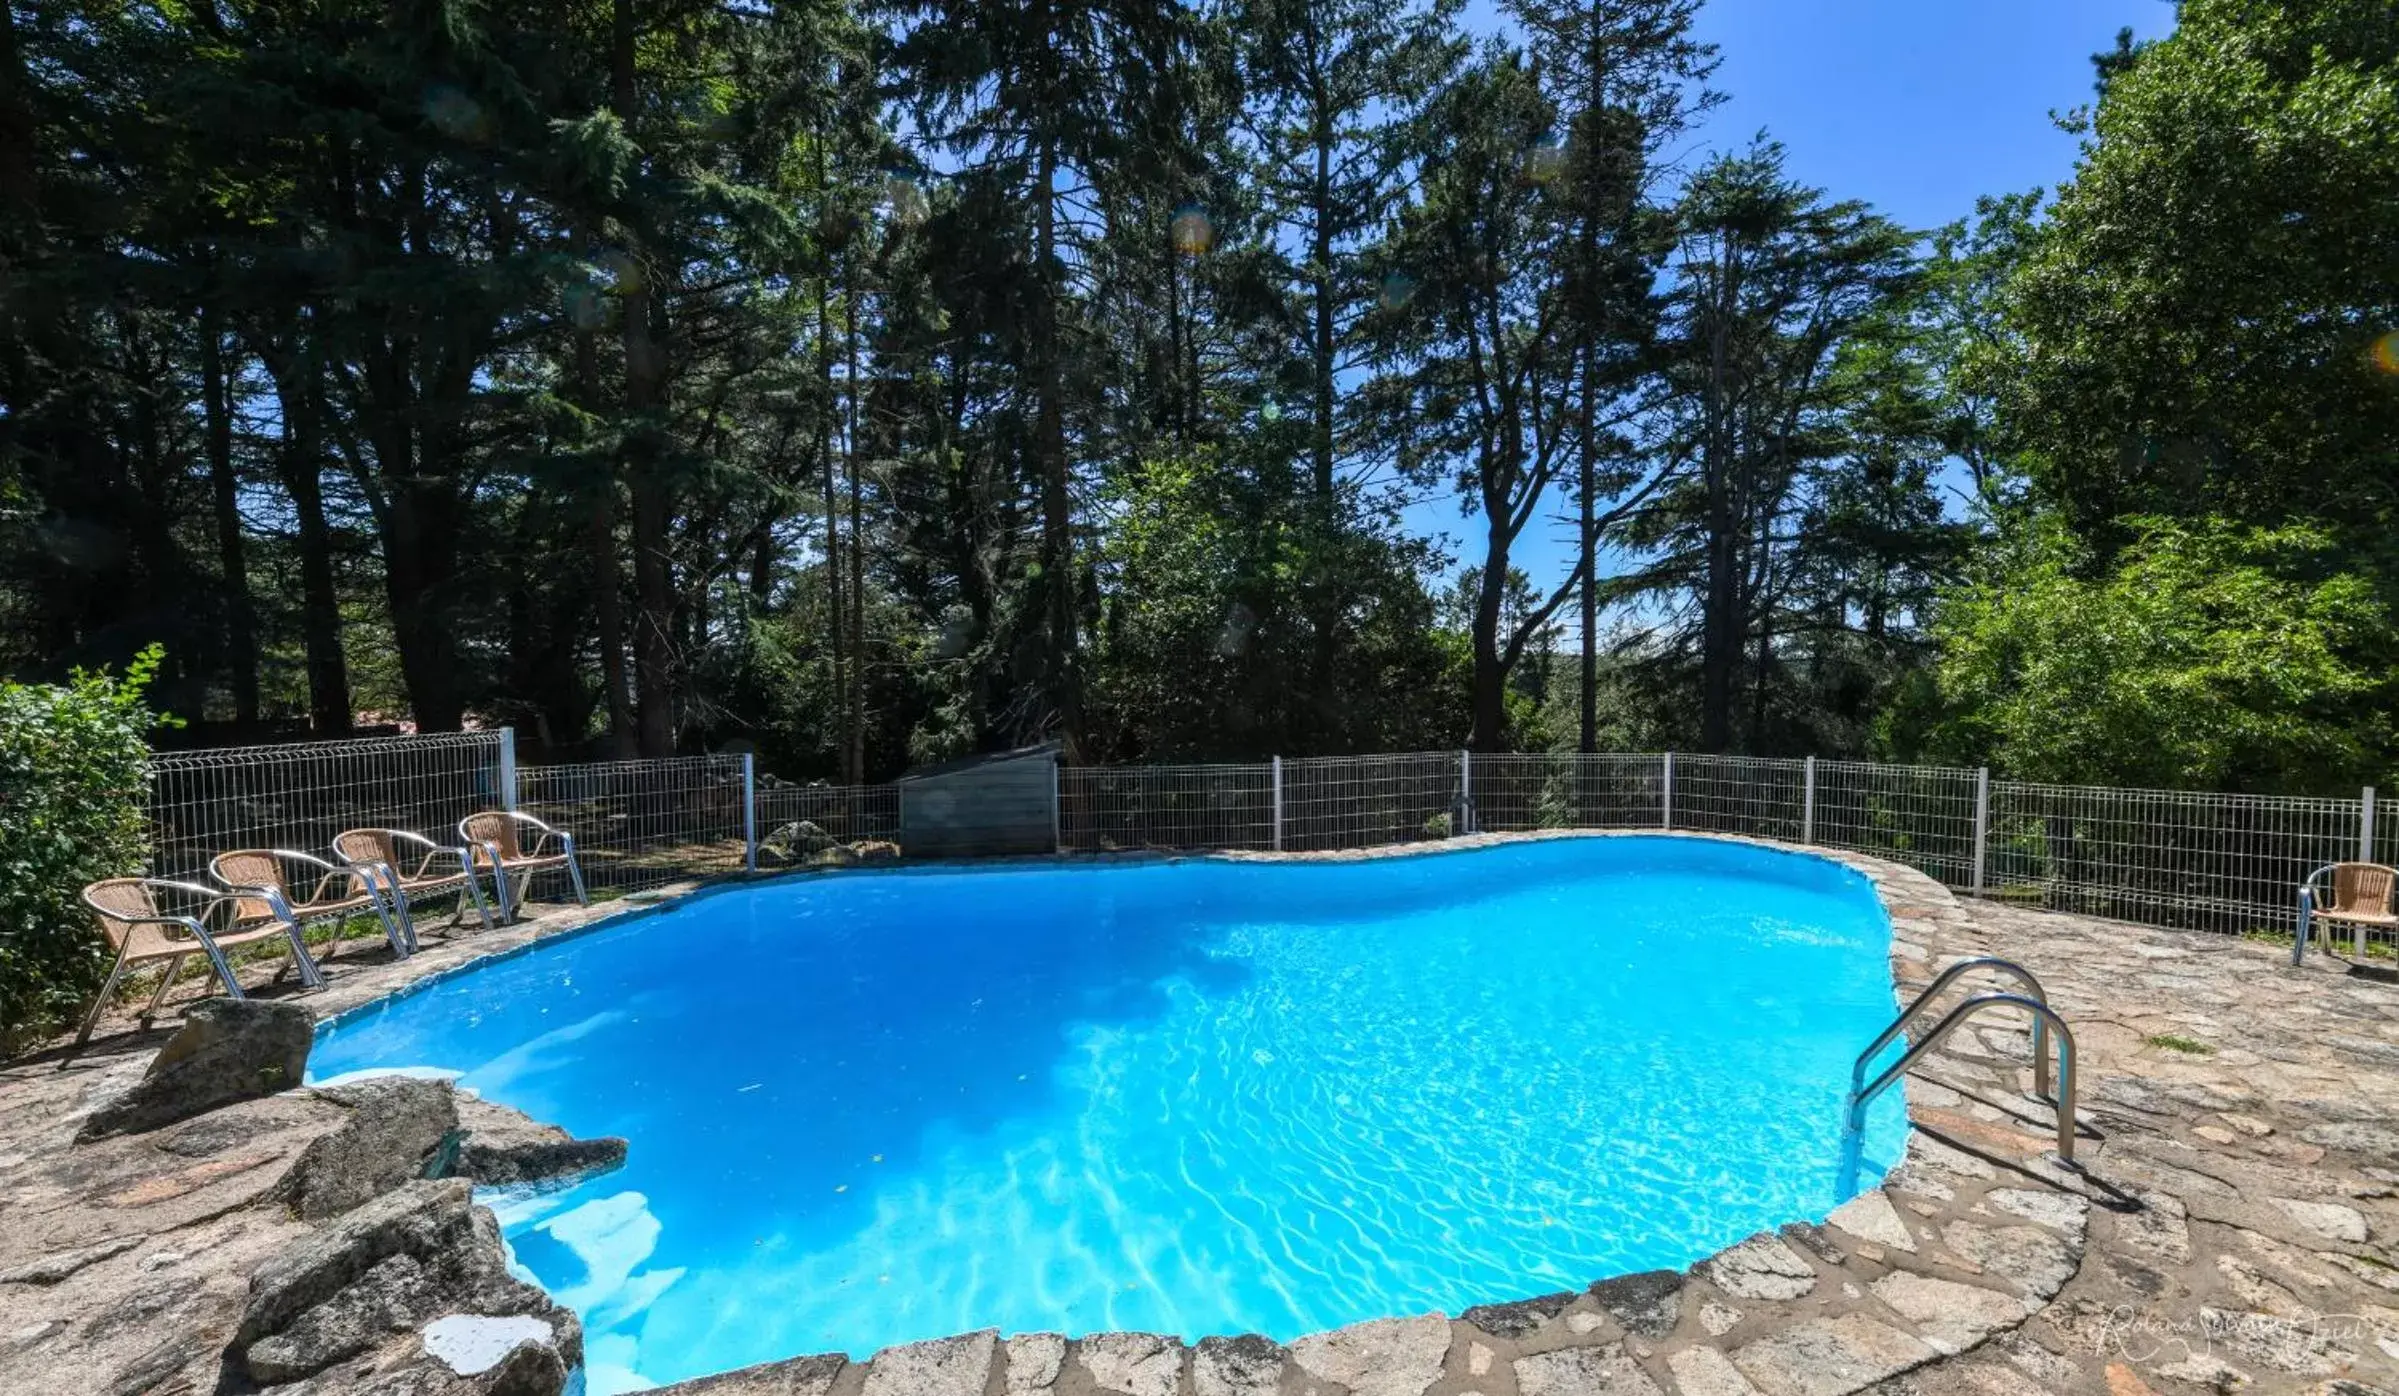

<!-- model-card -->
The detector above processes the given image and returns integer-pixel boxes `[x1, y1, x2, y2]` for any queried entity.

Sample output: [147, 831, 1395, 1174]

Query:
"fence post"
[1661, 751, 1674, 830]
[1802, 756, 1816, 845]
[1051, 755, 1063, 854]
[1459, 749, 1472, 835]
[497, 726, 519, 813]
[1971, 767, 1991, 897]
[1271, 756, 1284, 852]
[742, 752, 758, 872]
[2365, 787, 2379, 862]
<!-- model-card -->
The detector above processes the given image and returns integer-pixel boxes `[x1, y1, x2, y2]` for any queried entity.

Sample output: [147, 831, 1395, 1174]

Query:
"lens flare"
[562, 282, 607, 331]
[1378, 271, 1417, 312]
[423, 85, 490, 143]
[597, 249, 646, 296]
[1216, 602, 1257, 658]
[1171, 204, 1215, 257]
[1523, 133, 1566, 184]
[2372, 330, 2399, 377]
[883, 171, 928, 225]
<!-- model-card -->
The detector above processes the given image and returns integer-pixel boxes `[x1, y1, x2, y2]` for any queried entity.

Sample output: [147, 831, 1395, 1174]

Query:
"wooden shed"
[896, 742, 1061, 858]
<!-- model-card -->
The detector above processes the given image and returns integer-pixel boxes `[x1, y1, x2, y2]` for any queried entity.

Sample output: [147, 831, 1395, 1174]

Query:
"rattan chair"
[2300, 862, 2398, 961]
[333, 828, 495, 948]
[209, 849, 409, 961]
[77, 878, 323, 1043]
[459, 811, 588, 923]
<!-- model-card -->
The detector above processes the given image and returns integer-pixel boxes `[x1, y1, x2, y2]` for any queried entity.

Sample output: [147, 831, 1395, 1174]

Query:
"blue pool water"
[309, 836, 1908, 1392]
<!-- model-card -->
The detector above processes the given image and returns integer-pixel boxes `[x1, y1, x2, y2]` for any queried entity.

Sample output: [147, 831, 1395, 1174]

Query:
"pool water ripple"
[308, 836, 1909, 1393]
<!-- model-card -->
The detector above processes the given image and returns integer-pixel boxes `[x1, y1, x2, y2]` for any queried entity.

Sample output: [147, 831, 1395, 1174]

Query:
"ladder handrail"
[1856, 956, 2053, 1105]
[1849, 991, 2079, 1163]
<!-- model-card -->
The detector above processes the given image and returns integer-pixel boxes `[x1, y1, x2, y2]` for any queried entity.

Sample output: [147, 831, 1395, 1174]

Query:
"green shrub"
[0, 647, 167, 1049]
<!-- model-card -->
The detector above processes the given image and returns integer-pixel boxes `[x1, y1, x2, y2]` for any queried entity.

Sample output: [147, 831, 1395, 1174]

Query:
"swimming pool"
[309, 835, 1910, 1392]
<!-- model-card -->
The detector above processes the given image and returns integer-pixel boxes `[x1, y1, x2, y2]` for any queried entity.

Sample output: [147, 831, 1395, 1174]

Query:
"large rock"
[1463, 1289, 1579, 1339]
[278, 1078, 460, 1221]
[1704, 1234, 1819, 1302]
[278, 1326, 575, 1395]
[1190, 1335, 1285, 1396]
[1513, 1343, 1665, 1396]
[860, 1330, 997, 1396]
[1078, 1332, 1183, 1396]
[1588, 1269, 1684, 1338]
[237, 1178, 578, 1385]
[1730, 1314, 1936, 1396]
[1289, 1314, 1449, 1396]
[77, 998, 313, 1140]
[653, 1352, 847, 1394]
[450, 1095, 627, 1188]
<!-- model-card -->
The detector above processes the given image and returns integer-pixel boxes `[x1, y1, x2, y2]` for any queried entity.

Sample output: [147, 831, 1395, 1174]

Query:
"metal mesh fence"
[1987, 781, 2364, 936]
[136, 730, 2392, 953]
[1060, 764, 1277, 851]
[518, 756, 749, 895]
[1282, 752, 1463, 851]
[147, 732, 504, 880]
[1671, 756, 1807, 842]
[1814, 761, 1983, 890]
[1471, 754, 1667, 832]
[755, 781, 902, 855]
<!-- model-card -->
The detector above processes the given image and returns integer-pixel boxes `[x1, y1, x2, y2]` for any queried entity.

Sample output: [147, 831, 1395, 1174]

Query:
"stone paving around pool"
[2, 834, 2397, 1396]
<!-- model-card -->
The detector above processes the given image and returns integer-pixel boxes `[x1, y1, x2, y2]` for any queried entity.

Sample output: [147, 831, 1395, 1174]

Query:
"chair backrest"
[461, 812, 522, 861]
[210, 850, 288, 923]
[2333, 862, 2398, 916]
[334, 829, 399, 871]
[83, 879, 183, 960]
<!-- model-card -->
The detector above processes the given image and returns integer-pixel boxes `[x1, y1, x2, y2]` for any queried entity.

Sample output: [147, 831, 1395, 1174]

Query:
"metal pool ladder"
[1847, 957, 2080, 1164]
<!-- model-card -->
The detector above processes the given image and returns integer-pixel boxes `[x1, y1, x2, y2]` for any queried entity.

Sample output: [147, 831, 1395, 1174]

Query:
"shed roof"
[893, 740, 1061, 784]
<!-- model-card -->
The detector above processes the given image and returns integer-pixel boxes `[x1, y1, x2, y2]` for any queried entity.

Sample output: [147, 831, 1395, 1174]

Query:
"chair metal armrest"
[390, 832, 475, 879]
[223, 883, 302, 926]
[303, 859, 382, 904]
[137, 877, 233, 906]
[509, 812, 566, 857]
[112, 912, 215, 950]
[382, 829, 451, 877]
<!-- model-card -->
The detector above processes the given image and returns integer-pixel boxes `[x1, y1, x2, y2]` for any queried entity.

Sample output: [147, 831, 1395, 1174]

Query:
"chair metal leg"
[460, 867, 495, 930]
[140, 953, 188, 1021]
[282, 918, 326, 989]
[390, 882, 420, 954]
[561, 837, 589, 908]
[195, 937, 245, 1001]
[74, 957, 130, 1045]
[362, 878, 410, 959]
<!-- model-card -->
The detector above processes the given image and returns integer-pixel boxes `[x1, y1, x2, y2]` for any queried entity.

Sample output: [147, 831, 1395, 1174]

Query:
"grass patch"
[2240, 926, 2295, 949]
[2145, 1033, 2215, 1055]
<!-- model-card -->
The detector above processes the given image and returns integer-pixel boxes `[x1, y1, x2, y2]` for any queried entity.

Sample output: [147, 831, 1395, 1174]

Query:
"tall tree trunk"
[1035, 130, 1083, 760]
[1750, 618, 1772, 750]
[1307, 88, 1341, 748]
[1577, 340, 1598, 755]
[380, 474, 468, 732]
[844, 278, 866, 784]
[1697, 249, 1741, 753]
[818, 227, 845, 774]
[1469, 532, 1509, 752]
[271, 366, 351, 734]
[613, 0, 674, 757]
[581, 345, 636, 757]
[200, 308, 260, 723]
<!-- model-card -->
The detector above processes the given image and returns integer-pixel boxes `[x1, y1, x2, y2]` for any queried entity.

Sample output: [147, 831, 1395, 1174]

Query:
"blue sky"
[1410, 0, 2180, 591]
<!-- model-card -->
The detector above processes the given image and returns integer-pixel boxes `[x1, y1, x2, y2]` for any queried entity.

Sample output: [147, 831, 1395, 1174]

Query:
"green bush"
[0, 647, 166, 1049]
